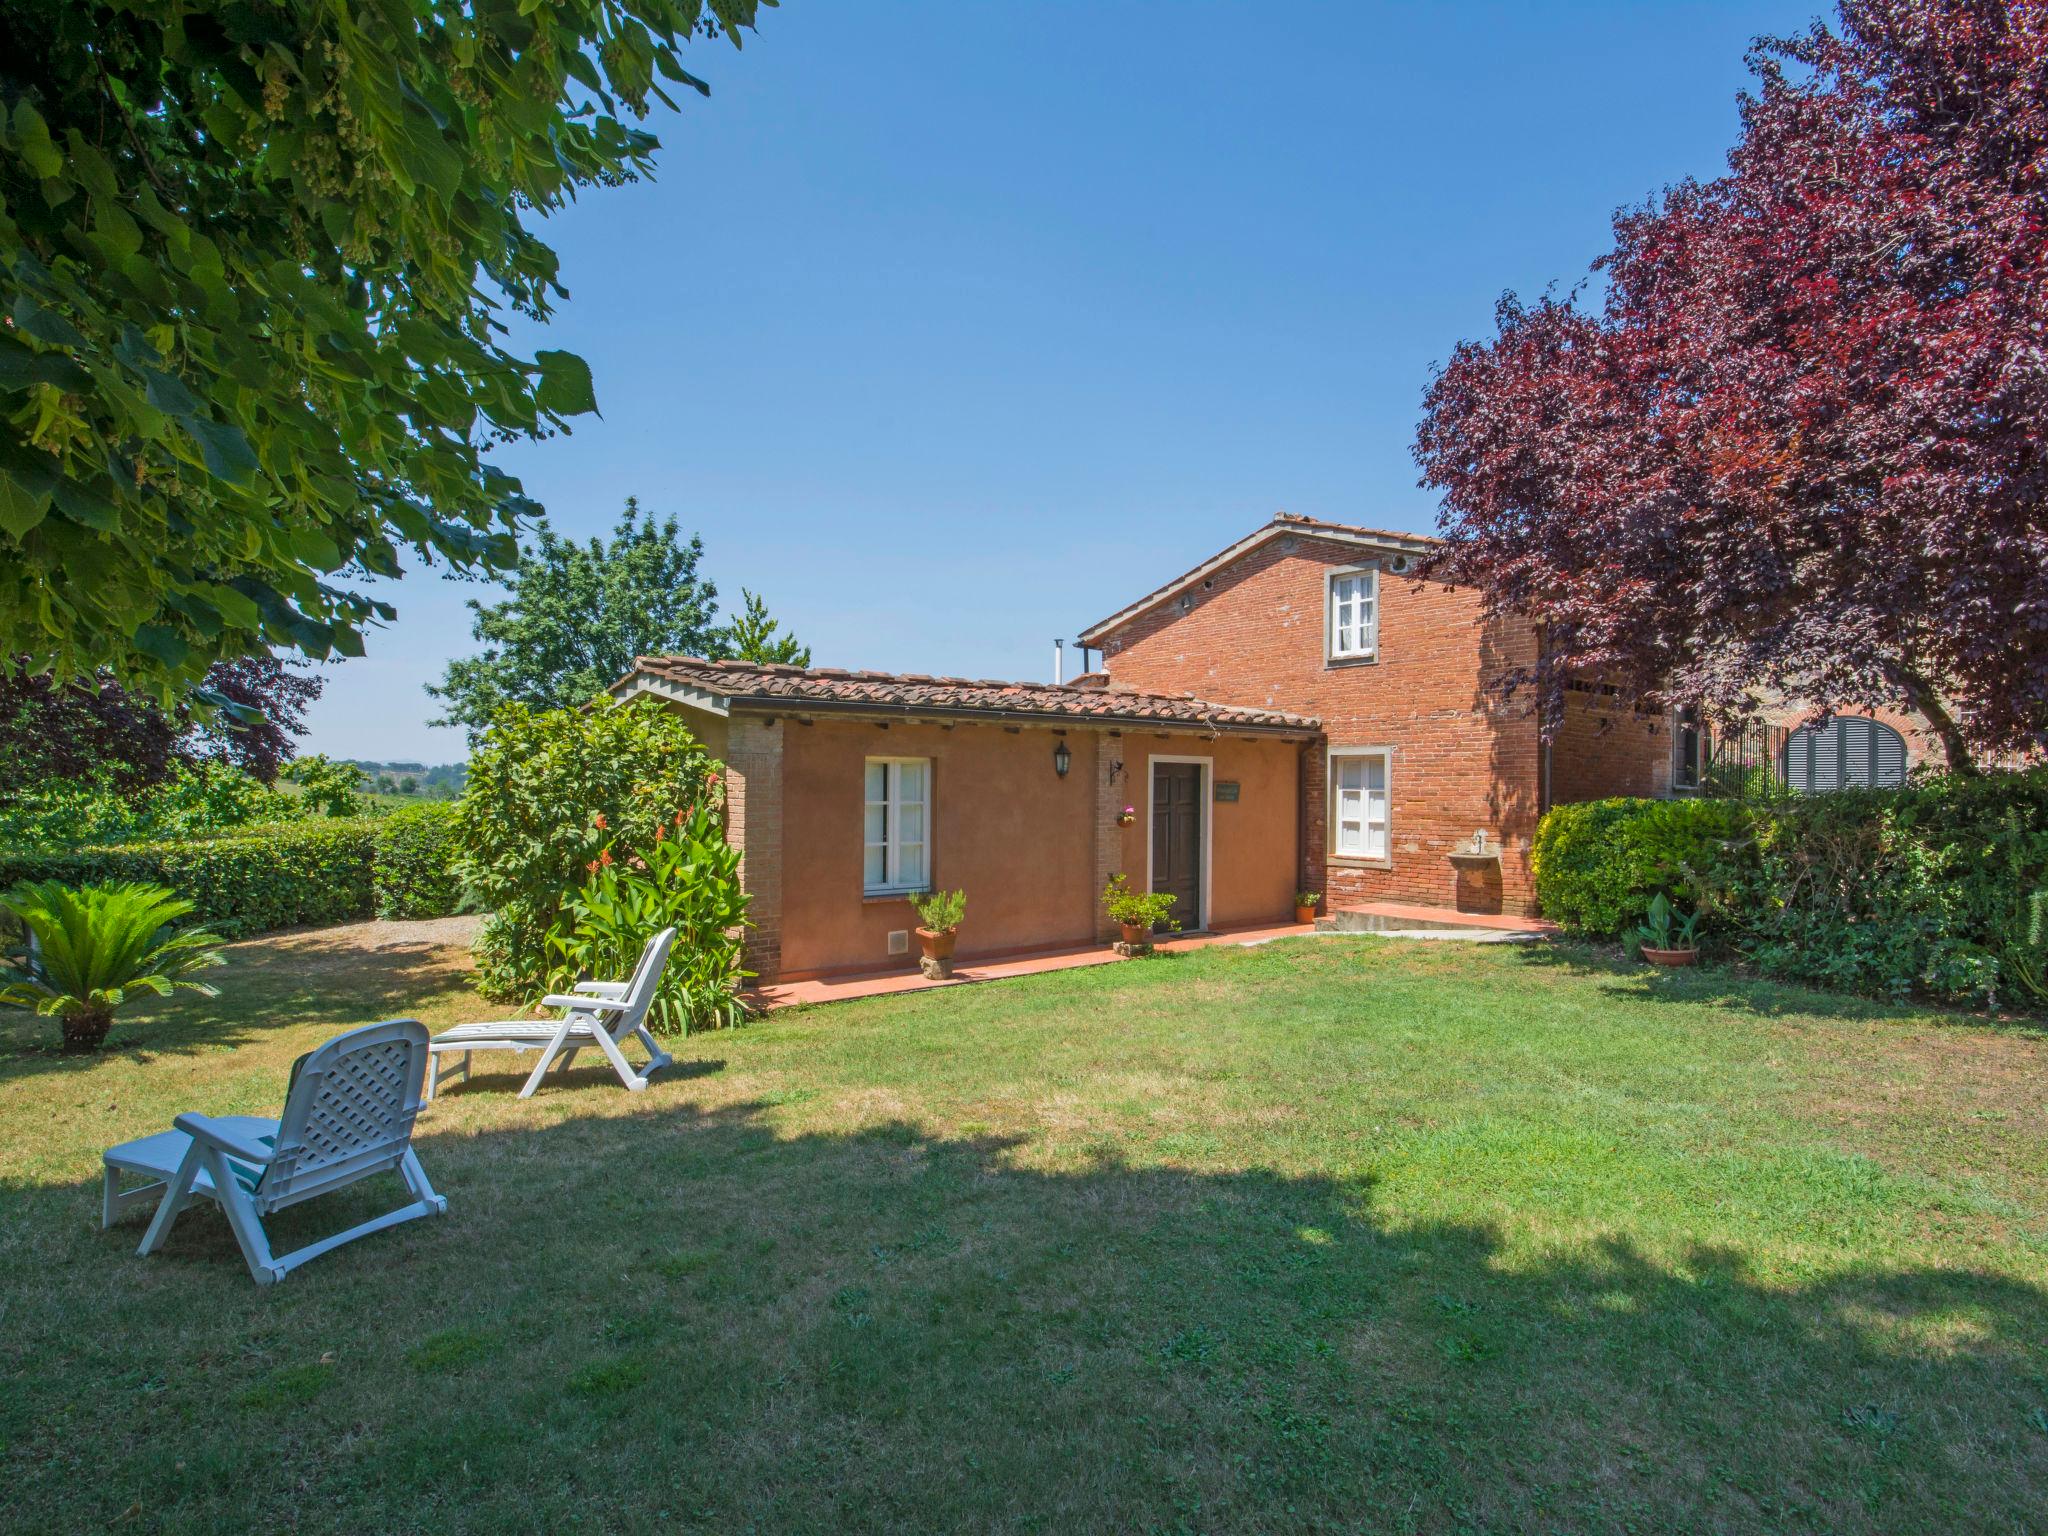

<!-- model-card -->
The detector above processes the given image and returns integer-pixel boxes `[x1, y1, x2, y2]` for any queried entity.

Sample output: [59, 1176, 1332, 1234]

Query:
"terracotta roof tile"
[618, 656, 1319, 734]
[1078, 511, 1439, 643]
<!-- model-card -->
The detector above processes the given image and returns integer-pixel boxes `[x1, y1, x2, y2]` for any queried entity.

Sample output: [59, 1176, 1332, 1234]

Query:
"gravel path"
[257, 912, 484, 952]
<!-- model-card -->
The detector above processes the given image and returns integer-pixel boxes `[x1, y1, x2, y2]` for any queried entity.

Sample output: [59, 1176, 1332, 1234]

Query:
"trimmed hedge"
[1529, 796, 1752, 936]
[374, 803, 465, 920]
[1532, 768, 2048, 1008]
[0, 818, 380, 936]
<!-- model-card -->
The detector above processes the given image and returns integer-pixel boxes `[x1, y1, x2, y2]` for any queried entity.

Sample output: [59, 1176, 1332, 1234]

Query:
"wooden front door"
[1151, 762, 1202, 932]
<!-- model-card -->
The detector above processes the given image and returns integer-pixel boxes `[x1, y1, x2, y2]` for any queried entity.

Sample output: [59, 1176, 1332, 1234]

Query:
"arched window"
[1781, 716, 1909, 793]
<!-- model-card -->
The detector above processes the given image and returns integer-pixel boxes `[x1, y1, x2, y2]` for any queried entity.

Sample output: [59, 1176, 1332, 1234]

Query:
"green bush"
[456, 699, 723, 1000]
[1535, 770, 2048, 1008]
[374, 803, 465, 920]
[1530, 797, 1753, 936]
[0, 818, 379, 936]
[1728, 770, 2048, 1006]
[0, 759, 304, 850]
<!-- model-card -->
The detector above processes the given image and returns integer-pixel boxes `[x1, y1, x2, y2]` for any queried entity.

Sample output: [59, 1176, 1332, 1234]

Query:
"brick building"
[613, 513, 1726, 982]
[1079, 513, 1674, 917]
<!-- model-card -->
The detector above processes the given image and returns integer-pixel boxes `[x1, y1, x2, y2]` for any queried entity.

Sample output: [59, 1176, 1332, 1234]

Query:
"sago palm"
[0, 882, 227, 1052]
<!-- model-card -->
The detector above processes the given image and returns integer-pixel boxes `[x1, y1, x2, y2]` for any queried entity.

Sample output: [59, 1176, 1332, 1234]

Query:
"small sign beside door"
[1213, 780, 1241, 803]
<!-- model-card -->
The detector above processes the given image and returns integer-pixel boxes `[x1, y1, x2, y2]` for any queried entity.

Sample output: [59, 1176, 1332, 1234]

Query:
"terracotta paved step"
[1318, 900, 1559, 936]
[751, 921, 1315, 1011]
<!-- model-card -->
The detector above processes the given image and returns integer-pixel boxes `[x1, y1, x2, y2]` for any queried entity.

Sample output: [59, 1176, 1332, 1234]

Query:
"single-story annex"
[609, 655, 1319, 982]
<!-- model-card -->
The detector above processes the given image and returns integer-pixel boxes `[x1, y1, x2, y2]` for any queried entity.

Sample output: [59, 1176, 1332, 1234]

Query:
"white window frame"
[1325, 564, 1379, 663]
[863, 757, 931, 896]
[1327, 746, 1392, 865]
[1145, 754, 1212, 932]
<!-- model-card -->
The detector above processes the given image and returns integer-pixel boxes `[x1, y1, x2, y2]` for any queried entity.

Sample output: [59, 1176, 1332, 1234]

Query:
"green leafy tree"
[0, 1, 768, 700]
[430, 498, 723, 739]
[722, 587, 811, 667]
[454, 697, 719, 998]
[0, 880, 225, 1051]
[280, 752, 364, 818]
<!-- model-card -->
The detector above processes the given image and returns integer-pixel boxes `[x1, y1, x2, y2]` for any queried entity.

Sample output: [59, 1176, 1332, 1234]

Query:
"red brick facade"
[1548, 683, 1674, 805]
[1085, 521, 1671, 917]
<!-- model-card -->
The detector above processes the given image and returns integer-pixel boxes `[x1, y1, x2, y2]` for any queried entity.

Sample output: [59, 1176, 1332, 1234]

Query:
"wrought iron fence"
[1696, 724, 1792, 802]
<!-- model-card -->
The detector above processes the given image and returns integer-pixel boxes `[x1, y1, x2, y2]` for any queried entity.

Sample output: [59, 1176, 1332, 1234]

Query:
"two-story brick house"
[1079, 513, 1673, 919]
[611, 512, 1676, 983]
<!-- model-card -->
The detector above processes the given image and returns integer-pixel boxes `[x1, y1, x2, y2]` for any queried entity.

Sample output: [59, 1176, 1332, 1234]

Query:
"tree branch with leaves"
[0, 0, 771, 703]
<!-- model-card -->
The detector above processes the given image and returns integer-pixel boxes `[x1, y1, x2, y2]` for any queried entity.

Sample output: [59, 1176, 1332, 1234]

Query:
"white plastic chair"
[102, 1018, 446, 1286]
[425, 928, 676, 1101]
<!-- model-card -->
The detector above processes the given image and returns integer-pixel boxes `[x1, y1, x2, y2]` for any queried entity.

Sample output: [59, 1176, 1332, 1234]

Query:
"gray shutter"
[1781, 717, 1909, 793]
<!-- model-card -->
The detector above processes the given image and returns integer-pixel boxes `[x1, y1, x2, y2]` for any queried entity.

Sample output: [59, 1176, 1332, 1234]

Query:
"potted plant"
[1115, 804, 1137, 828]
[0, 880, 227, 1052]
[911, 888, 966, 979]
[1294, 890, 1321, 924]
[1102, 873, 1177, 952]
[1635, 891, 1700, 968]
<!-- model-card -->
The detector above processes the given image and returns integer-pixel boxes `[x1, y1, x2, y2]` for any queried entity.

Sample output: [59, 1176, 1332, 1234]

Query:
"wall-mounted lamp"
[1053, 740, 1072, 778]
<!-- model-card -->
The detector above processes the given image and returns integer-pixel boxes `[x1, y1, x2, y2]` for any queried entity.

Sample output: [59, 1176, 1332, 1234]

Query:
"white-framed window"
[1329, 749, 1390, 861]
[864, 758, 930, 894]
[1327, 566, 1378, 661]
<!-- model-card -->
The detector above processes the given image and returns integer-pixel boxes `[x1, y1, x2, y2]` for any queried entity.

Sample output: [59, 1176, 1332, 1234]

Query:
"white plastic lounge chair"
[102, 1018, 445, 1286]
[424, 927, 676, 1101]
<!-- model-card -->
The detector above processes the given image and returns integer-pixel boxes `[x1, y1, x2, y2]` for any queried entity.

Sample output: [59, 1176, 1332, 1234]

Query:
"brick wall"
[723, 716, 785, 981]
[1095, 531, 1548, 915]
[1546, 683, 1673, 804]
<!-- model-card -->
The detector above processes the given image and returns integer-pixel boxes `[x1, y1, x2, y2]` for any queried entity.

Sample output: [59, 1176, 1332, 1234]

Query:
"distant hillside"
[341, 760, 468, 799]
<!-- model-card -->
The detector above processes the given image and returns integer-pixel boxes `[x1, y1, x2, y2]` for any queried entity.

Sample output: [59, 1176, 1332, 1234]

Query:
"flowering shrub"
[548, 807, 750, 1032]
[455, 700, 722, 1000]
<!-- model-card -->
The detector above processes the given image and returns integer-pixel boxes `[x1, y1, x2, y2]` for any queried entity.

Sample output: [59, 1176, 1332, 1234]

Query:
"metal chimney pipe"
[1053, 638, 1065, 685]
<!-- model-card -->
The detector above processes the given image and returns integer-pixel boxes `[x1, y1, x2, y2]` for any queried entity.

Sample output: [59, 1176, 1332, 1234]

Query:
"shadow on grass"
[0, 929, 483, 1084]
[1513, 938, 2048, 1031]
[8, 1094, 2045, 1532]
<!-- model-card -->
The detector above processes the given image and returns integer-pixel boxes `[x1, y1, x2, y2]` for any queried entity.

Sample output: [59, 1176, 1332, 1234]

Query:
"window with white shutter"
[1329, 750, 1391, 861]
[1327, 568, 1379, 661]
[863, 758, 930, 893]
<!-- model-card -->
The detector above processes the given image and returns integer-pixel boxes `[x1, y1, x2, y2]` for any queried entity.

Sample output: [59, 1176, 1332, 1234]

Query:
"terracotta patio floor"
[1325, 900, 1560, 935]
[750, 922, 1317, 1011]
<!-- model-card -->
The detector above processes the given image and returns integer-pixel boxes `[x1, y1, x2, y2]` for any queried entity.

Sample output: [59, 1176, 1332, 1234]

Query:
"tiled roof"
[1078, 512, 1439, 644]
[615, 656, 1320, 734]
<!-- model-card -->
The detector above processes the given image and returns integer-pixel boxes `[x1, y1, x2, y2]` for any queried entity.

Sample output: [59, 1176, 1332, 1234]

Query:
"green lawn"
[2, 929, 2044, 1533]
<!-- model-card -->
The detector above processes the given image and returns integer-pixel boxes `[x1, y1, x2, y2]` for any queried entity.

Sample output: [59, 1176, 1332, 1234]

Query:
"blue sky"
[305, 0, 1814, 763]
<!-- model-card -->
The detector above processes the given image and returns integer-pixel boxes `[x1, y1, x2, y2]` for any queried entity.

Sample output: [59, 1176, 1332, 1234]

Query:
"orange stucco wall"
[777, 719, 1103, 978]
[741, 715, 1303, 980]
[1107, 737, 1301, 932]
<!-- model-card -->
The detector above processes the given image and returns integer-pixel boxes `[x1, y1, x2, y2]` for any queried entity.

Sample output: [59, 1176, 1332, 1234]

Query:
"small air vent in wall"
[1389, 554, 1411, 574]
[886, 930, 910, 956]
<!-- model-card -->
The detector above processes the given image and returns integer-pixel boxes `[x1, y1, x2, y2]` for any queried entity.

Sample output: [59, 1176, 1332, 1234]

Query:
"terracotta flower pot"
[1118, 921, 1153, 949]
[1294, 904, 1317, 924]
[1640, 945, 1697, 968]
[917, 926, 957, 979]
